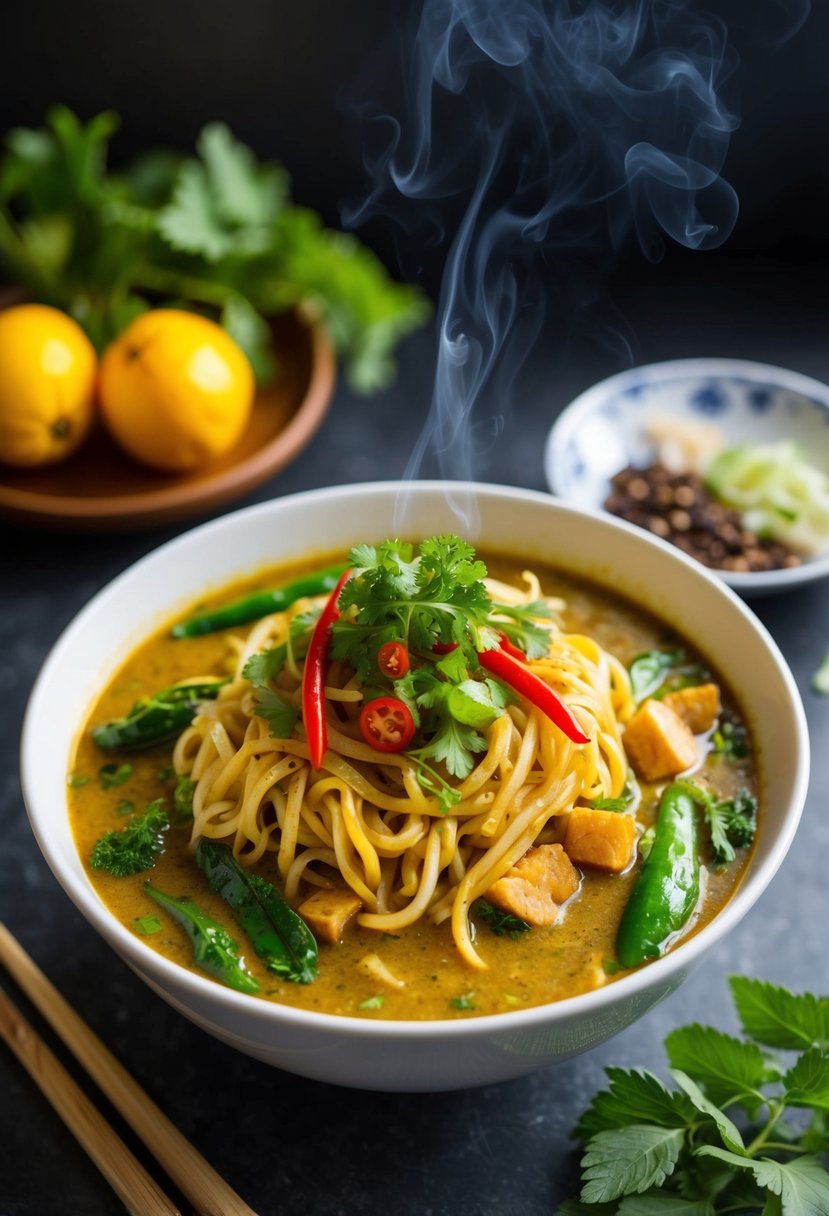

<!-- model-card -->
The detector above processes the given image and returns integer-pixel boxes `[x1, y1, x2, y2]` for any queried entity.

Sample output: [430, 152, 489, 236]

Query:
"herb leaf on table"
[559, 977, 829, 1216]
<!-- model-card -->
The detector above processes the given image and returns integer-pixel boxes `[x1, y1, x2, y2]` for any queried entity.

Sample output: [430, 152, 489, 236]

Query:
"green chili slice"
[171, 564, 349, 638]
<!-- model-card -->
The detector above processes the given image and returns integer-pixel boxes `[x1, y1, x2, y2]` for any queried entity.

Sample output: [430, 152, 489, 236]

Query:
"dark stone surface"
[1, 252, 827, 1215]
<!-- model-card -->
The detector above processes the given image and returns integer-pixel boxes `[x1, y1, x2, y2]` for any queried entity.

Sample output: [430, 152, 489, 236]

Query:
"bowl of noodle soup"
[21, 481, 809, 1091]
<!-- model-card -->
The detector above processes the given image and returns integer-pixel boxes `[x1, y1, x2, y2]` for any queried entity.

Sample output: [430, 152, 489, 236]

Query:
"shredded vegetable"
[705, 440, 829, 554]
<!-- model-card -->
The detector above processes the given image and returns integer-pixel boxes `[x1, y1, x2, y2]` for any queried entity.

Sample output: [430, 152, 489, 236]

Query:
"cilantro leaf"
[669, 1069, 746, 1153]
[664, 1023, 773, 1115]
[473, 899, 531, 939]
[414, 713, 487, 779]
[710, 719, 750, 762]
[783, 1047, 829, 1111]
[617, 1198, 715, 1215]
[580, 1126, 685, 1203]
[173, 774, 196, 820]
[156, 161, 235, 261]
[254, 687, 298, 739]
[89, 801, 169, 877]
[730, 977, 829, 1052]
[695, 1150, 829, 1216]
[575, 1068, 695, 1142]
[198, 122, 287, 228]
[679, 780, 757, 864]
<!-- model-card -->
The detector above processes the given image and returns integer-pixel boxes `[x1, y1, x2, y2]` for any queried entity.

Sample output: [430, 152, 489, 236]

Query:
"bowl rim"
[544, 356, 829, 595]
[21, 479, 811, 1040]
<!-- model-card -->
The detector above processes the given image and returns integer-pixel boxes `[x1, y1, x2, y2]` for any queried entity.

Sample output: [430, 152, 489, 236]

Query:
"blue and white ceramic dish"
[544, 358, 829, 596]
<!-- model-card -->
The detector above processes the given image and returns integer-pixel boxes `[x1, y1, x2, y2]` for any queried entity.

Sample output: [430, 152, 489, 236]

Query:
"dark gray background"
[1, 2, 828, 1213]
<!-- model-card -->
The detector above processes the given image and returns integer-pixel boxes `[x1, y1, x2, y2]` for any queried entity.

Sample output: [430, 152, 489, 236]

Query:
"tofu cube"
[662, 683, 721, 734]
[298, 886, 363, 944]
[563, 808, 637, 873]
[623, 698, 698, 781]
[485, 844, 580, 927]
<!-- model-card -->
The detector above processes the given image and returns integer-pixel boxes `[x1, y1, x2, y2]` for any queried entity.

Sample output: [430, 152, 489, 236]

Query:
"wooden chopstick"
[0, 923, 259, 1216]
[0, 984, 181, 1216]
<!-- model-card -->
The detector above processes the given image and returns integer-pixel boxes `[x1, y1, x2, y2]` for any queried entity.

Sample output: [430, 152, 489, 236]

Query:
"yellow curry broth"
[68, 555, 757, 1020]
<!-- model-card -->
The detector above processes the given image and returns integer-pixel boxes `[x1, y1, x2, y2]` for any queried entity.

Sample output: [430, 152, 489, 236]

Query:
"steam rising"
[345, 0, 810, 529]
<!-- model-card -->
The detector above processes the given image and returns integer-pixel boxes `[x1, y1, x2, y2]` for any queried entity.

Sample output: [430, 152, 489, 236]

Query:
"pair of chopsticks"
[0, 922, 259, 1216]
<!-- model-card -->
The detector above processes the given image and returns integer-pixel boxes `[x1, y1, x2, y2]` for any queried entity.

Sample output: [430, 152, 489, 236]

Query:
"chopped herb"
[173, 774, 196, 819]
[628, 649, 685, 701]
[591, 775, 639, 813]
[358, 995, 386, 1011]
[681, 779, 757, 864]
[503, 993, 522, 1006]
[329, 536, 554, 803]
[116, 799, 135, 817]
[98, 762, 133, 789]
[134, 914, 162, 936]
[812, 649, 829, 695]
[89, 801, 169, 876]
[381, 932, 401, 941]
[711, 718, 750, 762]
[156, 764, 174, 780]
[67, 773, 89, 789]
[0, 109, 427, 391]
[451, 991, 477, 1011]
[602, 959, 623, 976]
[473, 898, 532, 939]
[560, 975, 829, 1216]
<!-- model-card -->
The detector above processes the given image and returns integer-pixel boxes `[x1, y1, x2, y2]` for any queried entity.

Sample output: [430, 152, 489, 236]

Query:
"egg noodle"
[173, 572, 636, 969]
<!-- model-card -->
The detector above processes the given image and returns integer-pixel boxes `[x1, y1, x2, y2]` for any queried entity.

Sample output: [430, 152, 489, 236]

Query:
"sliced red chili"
[496, 631, 528, 662]
[359, 696, 416, 753]
[431, 641, 459, 654]
[377, 640, 410, 679]
[477, 645, 590, 745]
[302, 568, 353, 770]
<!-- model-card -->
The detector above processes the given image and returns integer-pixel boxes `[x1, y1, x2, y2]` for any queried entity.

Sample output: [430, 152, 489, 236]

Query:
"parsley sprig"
[680, 779, 758, 864]
[0, 107, 428, 390]
[561, 976, 829, 1215]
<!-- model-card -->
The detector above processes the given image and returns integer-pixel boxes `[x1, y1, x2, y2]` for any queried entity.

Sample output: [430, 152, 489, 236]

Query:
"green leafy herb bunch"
[560, 976, 829, 1216]
[0, 106, 429, 389]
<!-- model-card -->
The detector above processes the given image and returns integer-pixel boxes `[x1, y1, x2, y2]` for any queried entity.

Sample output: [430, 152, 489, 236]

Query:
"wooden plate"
[0, 310, 335, 531]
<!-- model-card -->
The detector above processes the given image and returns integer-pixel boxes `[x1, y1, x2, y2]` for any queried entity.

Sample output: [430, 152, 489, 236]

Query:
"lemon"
[0, 304, 97, 468]
[99, 310, 255, 472]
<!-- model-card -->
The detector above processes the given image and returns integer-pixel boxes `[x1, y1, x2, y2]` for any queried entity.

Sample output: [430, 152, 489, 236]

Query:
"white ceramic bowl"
[21, 482, 810, 1091]
[544, 358, 829, 597]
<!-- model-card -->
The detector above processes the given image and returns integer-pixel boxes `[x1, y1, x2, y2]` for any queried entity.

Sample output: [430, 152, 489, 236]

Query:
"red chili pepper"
[302, 568, 353, 770]
[496, 631, 528, 662]
[477, 645, 590, 744]
[359, 697, 416, 753]
[377, 640, 410, 679]
[431, 641, 458, 654]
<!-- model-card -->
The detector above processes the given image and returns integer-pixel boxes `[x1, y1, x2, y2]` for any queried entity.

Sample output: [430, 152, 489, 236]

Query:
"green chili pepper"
[617, 783, 700, 968]
[195, 840, 318, 984]
[91, 678, 229, 751]
[171, 564, 349, 638]
[144, 883, 260, 994]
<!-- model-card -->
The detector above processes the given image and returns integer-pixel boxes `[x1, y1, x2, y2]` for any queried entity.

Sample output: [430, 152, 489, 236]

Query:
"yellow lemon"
[99, 309, 255, 472]
[0, 304, 97, 467]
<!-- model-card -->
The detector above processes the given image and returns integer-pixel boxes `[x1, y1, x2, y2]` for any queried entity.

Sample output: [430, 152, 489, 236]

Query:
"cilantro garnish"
[0, 109, 427, 390]
[89, 800, 169, 877]
[711, 718, 751, 762]
[473, 898, 531, 939]
[561, 975, 829, 1215]
[358, 994, 386, 1011]
[680, 779, 757, 864]
[173, 775, 197, 820]
[328, 535, 555, 802]
[450, 991, 477, 1011]
[98, 762, 133, 790]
